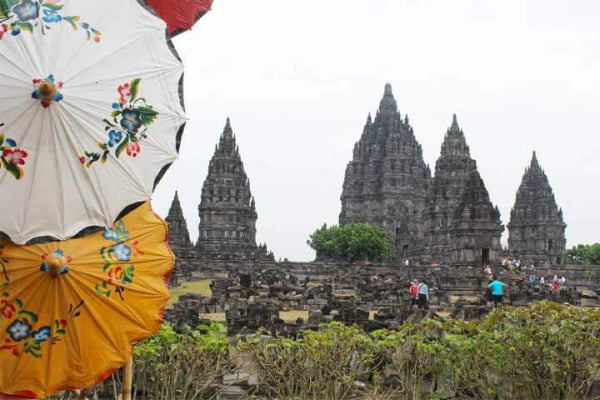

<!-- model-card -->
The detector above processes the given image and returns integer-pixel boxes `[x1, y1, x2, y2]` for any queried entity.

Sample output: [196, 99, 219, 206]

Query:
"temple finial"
[224, 117, 232, 134]
[378, 83, 398, 116]
[450, 114, 460, 131]
[384, 82, 393, 95]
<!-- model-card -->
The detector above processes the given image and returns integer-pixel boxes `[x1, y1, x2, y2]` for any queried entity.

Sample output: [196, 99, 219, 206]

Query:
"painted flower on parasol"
[80, 78, 159, 167]
[0, 126, 28, 180]
[0, 0, 186, 244]
[0, 202, 174, 398]
[0, 0, 101, 40]
[146, 0, 213, 36]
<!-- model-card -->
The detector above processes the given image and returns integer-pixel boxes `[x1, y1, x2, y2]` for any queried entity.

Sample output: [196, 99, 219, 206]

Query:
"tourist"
[303, 268, 311, 283]
[485, 274, 495, 308]
[404, 259, 410, 267]
[559, 276, 566, 285]
[417, 280, 429, 309]
[409, 280, 418, 309]
[483, 264, 492, 276]
[552, 279, 560, 291]
[487, 276, 507, 307]
[540, 276, 545, 285]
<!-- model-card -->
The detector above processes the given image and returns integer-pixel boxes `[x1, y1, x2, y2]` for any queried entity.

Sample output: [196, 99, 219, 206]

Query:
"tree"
[307, 223, 394, 262]
[566, 243, 600, 265]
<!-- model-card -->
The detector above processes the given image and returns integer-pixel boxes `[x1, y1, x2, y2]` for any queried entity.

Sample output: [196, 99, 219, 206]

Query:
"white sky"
[152, 0, 600, 261]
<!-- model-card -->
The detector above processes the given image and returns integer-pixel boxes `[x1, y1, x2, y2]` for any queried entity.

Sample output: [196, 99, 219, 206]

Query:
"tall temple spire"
[165, 191, 193, 286]
[166, 191, 192, 250]
[440, 113, 470, 158]
[340, 83, 430, 260]
[423, 114, 501, 264]
[508, 152, 566, 264]
[527, 150, 545, 177]
[450, 113, 460, 132]
[377, 83, 399, 119]
[196, 119, 273, 261]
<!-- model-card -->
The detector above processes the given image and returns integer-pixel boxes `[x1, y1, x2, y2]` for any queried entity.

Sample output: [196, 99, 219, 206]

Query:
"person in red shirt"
[409, 280, 418, 309]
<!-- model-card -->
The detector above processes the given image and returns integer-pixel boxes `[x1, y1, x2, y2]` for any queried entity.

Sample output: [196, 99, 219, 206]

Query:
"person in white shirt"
[417, 280, 429, 309]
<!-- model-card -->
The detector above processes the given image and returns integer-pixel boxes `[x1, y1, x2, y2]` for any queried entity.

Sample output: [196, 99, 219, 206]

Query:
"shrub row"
[54, 301, 600, 399]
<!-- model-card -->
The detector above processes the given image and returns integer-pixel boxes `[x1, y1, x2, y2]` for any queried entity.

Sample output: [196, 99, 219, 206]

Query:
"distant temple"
[339, 84, 563, 265]
[507, 152, 567, 264]
[339, 83, 431, 260]
[168, 118, 273, 262]
[167, 85, 566, 267]
[165, 190, 193, 254]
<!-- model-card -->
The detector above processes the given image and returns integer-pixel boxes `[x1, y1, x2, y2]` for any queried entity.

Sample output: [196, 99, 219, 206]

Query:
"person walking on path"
[409, 280, 418, 309]
[417, 280, 429, 309]
[488, 276, 507, 307]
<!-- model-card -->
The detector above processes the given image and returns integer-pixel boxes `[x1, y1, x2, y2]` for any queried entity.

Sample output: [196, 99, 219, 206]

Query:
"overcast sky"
[152, 0, 600, 261]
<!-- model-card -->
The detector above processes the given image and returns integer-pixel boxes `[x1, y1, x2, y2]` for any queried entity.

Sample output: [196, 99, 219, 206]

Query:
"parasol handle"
[122, 356, 134, 400]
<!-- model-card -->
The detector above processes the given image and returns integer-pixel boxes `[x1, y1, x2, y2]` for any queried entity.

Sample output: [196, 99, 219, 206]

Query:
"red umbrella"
[146, 0, 213, 36]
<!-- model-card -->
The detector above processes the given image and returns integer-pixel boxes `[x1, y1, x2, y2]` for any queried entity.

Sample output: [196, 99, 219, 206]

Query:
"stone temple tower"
[166, 191, 193, 255]
[339, 83, 431, 259]
[196, 118, 272, 260]
[423, 115, 478, 263]
[165, 191, 193, 285]
[508, 152, 566, 264]
[423, 115, 503, 265]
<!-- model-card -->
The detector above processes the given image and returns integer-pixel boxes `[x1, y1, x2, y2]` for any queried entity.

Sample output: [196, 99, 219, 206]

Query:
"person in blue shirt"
[417, 280, 429, 309]
[487, 276, 507, 307]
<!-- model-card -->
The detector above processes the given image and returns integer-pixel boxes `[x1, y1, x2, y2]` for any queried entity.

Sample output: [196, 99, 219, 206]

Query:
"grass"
[279, 310, 309, 324]
[168, 279, 213, 307]
[199, 312, 226, 322]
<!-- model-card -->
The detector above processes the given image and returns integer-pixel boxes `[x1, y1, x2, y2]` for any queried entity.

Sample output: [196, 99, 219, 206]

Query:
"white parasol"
[0, 0, 186, 244]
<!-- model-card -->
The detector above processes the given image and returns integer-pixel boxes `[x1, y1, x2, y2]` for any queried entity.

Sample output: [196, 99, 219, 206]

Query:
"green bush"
[48, 302, 600, 400]
[239, 322, 382, 399]
[240, 302, 600, 400]
[132, 322, 231, 399]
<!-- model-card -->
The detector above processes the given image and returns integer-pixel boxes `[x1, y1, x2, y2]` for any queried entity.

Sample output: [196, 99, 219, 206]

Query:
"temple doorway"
[481, 248, 490, 266]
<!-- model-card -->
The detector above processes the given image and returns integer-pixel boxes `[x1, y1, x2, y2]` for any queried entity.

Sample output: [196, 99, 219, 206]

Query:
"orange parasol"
[0, 202, 174, 398]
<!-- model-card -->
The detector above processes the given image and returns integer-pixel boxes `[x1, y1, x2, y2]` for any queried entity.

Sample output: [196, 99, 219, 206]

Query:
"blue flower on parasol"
[120, 109, 142, 133]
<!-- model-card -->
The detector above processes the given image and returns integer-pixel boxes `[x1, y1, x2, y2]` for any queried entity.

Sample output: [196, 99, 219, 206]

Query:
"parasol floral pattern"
[80, 79, 159, 168]
[0, 0, 101, 41]
[0, 250, 83, 359]
[0, 246, 82, 361]
[0, 202, 173, 397]
[0, 126, 28, 180]
[95, 221, 143, 300]
[0, 292, 84, 359]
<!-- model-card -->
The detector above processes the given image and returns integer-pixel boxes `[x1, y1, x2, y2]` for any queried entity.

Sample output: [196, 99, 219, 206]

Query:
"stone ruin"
[164, 262, 600, 335]
[160, 84, 592, 338]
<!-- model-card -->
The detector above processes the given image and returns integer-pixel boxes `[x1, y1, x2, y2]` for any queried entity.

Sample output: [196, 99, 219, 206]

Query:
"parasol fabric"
[0, 0, 186, 244]
[0, 202, 174, 398]
[146, 0, 213, 36]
